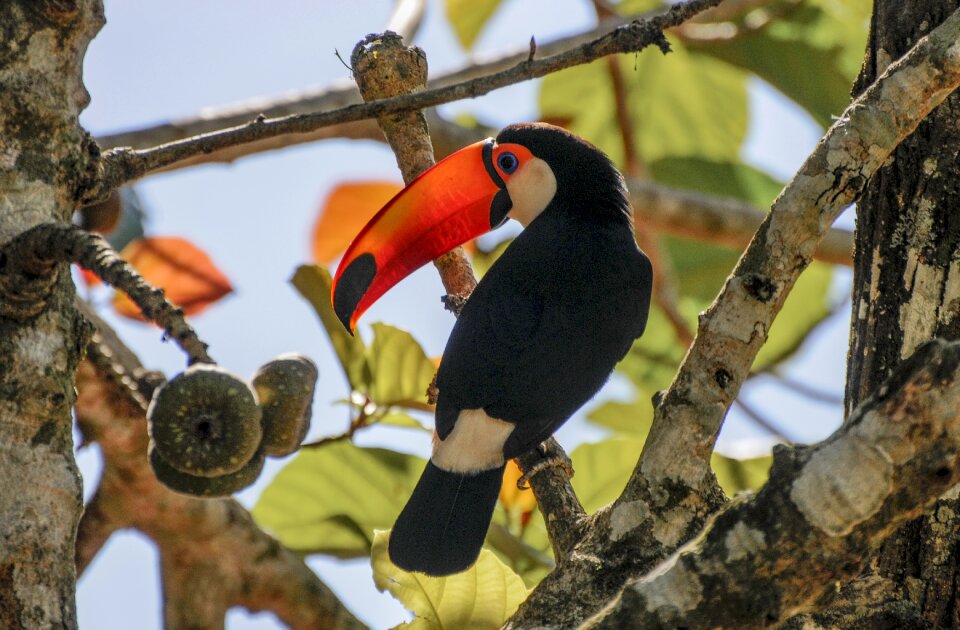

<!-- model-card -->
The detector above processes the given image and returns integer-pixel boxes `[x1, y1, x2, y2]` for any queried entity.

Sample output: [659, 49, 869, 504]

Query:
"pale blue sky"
[76, 1, 846, 628]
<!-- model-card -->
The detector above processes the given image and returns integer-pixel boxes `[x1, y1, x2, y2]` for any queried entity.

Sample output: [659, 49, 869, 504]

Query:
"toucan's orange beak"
[331, 139, 512, 333]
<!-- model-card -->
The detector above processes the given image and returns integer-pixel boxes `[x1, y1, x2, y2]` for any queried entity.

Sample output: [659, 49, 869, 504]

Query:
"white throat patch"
[505, 157, 557, 227]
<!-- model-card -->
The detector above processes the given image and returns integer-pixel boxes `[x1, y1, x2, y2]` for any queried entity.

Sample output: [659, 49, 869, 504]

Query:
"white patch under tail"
[432, 409, 515, 474]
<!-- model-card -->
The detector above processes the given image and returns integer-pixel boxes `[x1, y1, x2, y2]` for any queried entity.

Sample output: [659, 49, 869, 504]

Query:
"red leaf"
[312, 181, 403, 265]
[113, 237, 233, 321]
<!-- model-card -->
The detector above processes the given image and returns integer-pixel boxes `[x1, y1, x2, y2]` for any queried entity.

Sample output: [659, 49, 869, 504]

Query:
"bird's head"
[331, 122, 631, 332]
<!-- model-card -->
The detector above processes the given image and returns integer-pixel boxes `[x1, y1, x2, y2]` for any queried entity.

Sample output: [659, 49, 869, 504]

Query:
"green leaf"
[648, 157, 784, 210]
[378, 410, 431, 431]
[615, 0, 664, 15]
[470, 237, 512, 279]
[570, 438, 644, 514]
[569, 438, 773, 510]
[646, 157, 833, 371]
[252, 442, 424, 557]
[586, 398, 653, 438]
[292, 265, 368, 389]
[372, 529, 529, 629]
[691, 0, 870, 126]
[486, 520, 553, 587]
[445, 0, 503, 50]
[617, 305, 686, 394]
[367, 323, 437, 407]
[711, 453, 772, 496]
[540, 42, 748, 168]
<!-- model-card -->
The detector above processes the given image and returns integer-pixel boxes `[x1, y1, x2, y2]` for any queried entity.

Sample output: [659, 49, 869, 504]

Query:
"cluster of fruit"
[146, 354, 318, 497]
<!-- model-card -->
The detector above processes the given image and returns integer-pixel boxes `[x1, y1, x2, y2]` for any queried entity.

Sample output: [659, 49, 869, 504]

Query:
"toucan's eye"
[497, 152, 519, 174]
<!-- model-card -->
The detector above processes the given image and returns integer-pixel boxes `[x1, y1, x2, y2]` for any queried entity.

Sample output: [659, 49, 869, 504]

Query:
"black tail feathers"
[389, 460, 505, 576]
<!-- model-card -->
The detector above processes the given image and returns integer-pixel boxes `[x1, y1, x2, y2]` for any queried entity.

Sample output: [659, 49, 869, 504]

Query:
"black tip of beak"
[332, 253, 377, 334]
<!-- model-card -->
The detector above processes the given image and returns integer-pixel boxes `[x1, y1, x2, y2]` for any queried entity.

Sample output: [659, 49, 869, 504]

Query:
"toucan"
[331, 123, 652, 576]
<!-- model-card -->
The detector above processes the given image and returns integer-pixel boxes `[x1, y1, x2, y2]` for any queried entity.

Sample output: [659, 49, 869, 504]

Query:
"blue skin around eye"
[498, 152, 518, 174]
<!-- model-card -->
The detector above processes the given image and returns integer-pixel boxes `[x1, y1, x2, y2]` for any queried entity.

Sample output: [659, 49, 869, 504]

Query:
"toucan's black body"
[390, 125, 651, 575]
[333, 123, 652, 575]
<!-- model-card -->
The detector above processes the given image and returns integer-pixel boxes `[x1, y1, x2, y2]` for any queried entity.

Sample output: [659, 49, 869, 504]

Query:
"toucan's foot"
[517, 439, 574, 489]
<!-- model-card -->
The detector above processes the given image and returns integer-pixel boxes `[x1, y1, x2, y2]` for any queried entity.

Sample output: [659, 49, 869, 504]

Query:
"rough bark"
[586, 339, 960, 628]
[821, 1, 960, 627]
[0, 2, 103, 627]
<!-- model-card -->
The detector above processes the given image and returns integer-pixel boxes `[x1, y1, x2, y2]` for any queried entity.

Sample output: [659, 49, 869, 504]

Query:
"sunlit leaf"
[540, 42, 748, 168]
[570, 438, 774, 512]
[485, 518, 553, 587]
[570, 438, 644, 514]
[615, 0, 664, 14]
[617, 306, 686, 395]
[471, 237, 512, 279]
[367, 323, 436, 408]
[312, 181, 402, 265]
[662, 237, 835, 371]
[378, 410, 430, 431]
[253, 442, 424, 557]
[712, 453, 772, 496]
[690, 0, 870, 127]
[586, 397, 653, 438]
[113, 237, 232, 320]
[291, 265, 368, 389]
[372, 529, 529, 629]
[445, 0, 503, 50]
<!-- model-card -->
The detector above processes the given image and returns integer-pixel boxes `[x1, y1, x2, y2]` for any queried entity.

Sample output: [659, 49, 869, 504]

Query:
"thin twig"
[762, 371, 844, 405]
[84, 0, 724, 202]
[1, 224, 213, 365]
[301, 407, 372, 449]
[92, 13, 655, 154]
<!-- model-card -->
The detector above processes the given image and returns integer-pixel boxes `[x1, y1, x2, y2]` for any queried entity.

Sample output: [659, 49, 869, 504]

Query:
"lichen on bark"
[0, 1, 104, 626]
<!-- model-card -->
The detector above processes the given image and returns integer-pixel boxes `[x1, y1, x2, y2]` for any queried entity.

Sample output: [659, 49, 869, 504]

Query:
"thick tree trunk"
[0, 2, 103, 627]
[829, 0, 960, 627]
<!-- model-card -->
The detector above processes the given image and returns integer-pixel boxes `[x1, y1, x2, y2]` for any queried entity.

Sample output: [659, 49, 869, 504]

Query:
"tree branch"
[629, 179, 854, 266]
[384, 0, 426, 43]
[585, 339, 960, 628]
[508, 6, 960, 626]
[74, 313, 365, 629]
[0, 223, 213, 365]
[91, 12, 648, 159]
[82, 0, 723, 201]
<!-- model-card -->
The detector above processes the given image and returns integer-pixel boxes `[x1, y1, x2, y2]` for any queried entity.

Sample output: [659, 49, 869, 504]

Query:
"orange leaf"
[499, 460, 538, 515]
[112, 237, 233, 321]
[312, 181, 403, 265]
[76, 265, 101, 287]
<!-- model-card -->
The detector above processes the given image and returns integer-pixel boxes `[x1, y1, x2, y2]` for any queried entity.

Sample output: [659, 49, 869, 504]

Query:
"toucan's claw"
[517, 442, 575, 489]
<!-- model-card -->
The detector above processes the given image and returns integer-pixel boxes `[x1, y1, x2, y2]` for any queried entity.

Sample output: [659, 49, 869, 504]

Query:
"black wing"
[435, 213, 652, 459]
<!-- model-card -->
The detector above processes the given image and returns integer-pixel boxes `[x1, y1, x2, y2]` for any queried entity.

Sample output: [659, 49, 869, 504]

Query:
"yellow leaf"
[372, 529, 529, 629]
